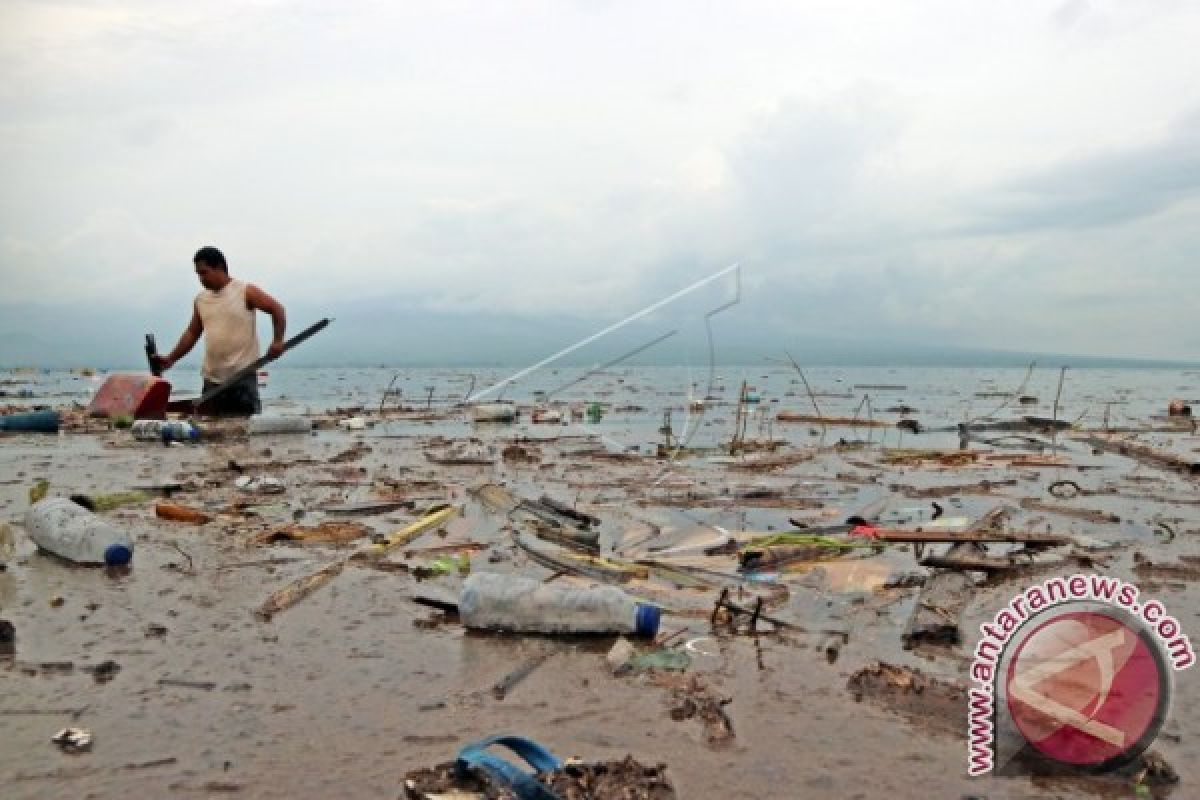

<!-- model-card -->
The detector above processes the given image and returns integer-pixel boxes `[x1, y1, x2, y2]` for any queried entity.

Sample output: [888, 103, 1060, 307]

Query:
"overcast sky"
[2, 0, 1199, 364]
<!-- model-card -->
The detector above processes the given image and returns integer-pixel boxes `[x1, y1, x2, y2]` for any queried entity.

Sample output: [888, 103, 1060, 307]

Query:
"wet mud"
[2, 366, 1199, 798]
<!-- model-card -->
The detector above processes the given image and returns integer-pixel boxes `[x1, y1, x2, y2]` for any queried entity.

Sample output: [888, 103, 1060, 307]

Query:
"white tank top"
[196, 279, 260, 383]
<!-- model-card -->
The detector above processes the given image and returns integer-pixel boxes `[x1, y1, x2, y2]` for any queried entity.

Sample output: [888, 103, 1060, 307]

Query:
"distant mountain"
[1, 299, 1194, 370]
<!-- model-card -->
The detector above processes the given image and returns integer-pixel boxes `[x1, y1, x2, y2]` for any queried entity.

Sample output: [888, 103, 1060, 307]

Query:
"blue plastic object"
[0, 409, 60, 433]
[455, 735, 564, 800]
[104, 543, 133, 566]
[634, 603, 661, 638]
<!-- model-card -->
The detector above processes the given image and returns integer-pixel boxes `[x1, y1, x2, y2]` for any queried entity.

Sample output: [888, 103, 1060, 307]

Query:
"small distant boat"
[257, 370, 269, 387]
[471, 401, 517, 423]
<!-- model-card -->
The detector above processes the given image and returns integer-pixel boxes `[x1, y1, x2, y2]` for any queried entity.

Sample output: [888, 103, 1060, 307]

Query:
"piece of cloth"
[195, 278, 260, 383]
[201, 372, 261, 417]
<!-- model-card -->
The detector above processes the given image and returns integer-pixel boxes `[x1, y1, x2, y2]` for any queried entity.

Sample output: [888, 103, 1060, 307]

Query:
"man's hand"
[266, 340, 285, 360]
[150, 354, 173, 373]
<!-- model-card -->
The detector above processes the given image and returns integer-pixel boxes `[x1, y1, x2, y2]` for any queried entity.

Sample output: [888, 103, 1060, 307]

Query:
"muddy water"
[2, 366, 1199, 798]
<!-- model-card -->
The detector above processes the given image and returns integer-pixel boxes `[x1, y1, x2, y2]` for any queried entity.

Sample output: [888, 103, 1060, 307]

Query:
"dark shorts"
[201, 373, 261, 417]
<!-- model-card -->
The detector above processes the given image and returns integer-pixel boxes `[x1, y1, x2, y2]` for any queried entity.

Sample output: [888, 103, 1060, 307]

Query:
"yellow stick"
[256, 504, 461, 619]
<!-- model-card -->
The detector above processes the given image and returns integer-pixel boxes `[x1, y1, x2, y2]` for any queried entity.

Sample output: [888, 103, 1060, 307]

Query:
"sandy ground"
[1, 414, 1198, 799]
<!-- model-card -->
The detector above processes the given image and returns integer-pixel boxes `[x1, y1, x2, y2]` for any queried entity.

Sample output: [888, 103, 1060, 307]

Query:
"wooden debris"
[902, 506, 1009, 648]
[724, 451, 815, 471]
[855, 528, 1071, 546]
[919, 550, 1072, 573]
[847, 662, 966, 738]
[1132, 553, 1200, 583]
[256, 562, 345, 619]
[1079, 434, 1200, 476]
[881, 449, 977, 467]
[320, 500, 413, 515]
[155, 502, 212, 525]
[256, 505, 460, 618]
[252, 521, 370, 546]
[890, 478, 1018, 498]
[903, 549, 975, 647]
[776, 411, 889, 427]
[1019, 498, 1120, 524]
[664, 675, 735, 747]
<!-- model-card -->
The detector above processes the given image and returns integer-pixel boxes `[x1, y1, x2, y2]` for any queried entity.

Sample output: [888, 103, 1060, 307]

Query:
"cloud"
[967, 110, 1200, 233]
[3, 1, 1200, 363]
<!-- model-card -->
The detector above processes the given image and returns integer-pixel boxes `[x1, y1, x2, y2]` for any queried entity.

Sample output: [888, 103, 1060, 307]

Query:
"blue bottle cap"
[634, 603, 661, 638]
[104, 543, 132, 566]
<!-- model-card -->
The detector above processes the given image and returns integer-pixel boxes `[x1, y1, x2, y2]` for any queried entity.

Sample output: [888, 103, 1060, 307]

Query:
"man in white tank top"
[152, 246, 287, 416]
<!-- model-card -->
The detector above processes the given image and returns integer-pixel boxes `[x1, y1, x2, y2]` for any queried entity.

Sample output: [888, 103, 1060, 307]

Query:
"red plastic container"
[88, 375, 172, 419]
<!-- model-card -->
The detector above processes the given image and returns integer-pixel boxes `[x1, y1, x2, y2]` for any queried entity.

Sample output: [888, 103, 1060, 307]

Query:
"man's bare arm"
[245, 284, 287, 359]
[153, 304, 203, 372]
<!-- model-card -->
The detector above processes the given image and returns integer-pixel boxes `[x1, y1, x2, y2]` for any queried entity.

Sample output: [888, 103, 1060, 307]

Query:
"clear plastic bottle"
[131, 419, 200, 442]
[459, 573, 660, 636]
[24, 498, 133, 566]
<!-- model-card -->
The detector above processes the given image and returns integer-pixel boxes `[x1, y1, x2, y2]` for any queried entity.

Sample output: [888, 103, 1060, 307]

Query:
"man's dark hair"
[194, 246, 228, 272]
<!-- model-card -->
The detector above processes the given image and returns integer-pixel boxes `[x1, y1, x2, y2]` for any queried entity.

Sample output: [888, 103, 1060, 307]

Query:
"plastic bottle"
[130, 419, 200, 443]
[459, 572, 660, 637]
[24, 498, 133, 566]
[0, 409, 60, 433]
[247, 416, 314, 435]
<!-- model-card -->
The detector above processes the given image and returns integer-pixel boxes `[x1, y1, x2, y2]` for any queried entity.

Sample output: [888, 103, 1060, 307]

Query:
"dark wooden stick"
[194, 318, 331, 408]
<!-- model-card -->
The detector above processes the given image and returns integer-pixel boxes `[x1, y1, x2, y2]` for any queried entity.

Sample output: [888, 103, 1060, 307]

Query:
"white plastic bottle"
[131, 420, 200, 442]
[130, 419, 165, 440]
[247, 416, 314, 435]
[459, 572, 660, 636]
[24, 498, 134, 566]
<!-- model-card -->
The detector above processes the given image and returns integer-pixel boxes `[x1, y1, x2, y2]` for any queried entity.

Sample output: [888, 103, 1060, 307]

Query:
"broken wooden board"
[919, 549, 1072, 573]
[252, 521, 371, 546]
[319, 500, 413, 516]
[903, 549, 976, 647]
[901, 506, 1010, 648]
[853, 528, 1072, 546]
[255, 505, 461, 619]
[1018, 498, 1120, 524]
[1079, 434, 1200, 476]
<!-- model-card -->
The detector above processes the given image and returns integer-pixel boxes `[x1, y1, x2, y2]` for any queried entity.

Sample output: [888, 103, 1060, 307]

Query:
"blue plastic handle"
[455, 735, 564, 800]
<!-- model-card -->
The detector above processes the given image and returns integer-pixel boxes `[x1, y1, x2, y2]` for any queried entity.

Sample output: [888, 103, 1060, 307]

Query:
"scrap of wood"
[776, 412, 889, 427]
[857, 528, 1071, 545]
[890, 478, 1018, 498]
[251, 521, 370, 546]
[919, 551, 1071, 573]
[1019, 498, 1120, 524]
[1079, 435, 1200, 476]
[902, 505, 1010, 647]
[256, 505, 461, 619]
[255, 562, 345, 618]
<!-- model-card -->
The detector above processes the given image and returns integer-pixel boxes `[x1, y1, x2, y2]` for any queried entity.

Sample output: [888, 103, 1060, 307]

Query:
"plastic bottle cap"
[634, 603, 661, 638]
[104, 543, 132, 566]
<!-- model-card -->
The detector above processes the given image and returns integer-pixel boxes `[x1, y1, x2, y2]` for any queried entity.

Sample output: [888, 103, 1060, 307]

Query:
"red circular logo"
[1006, 609, 1168, 767]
